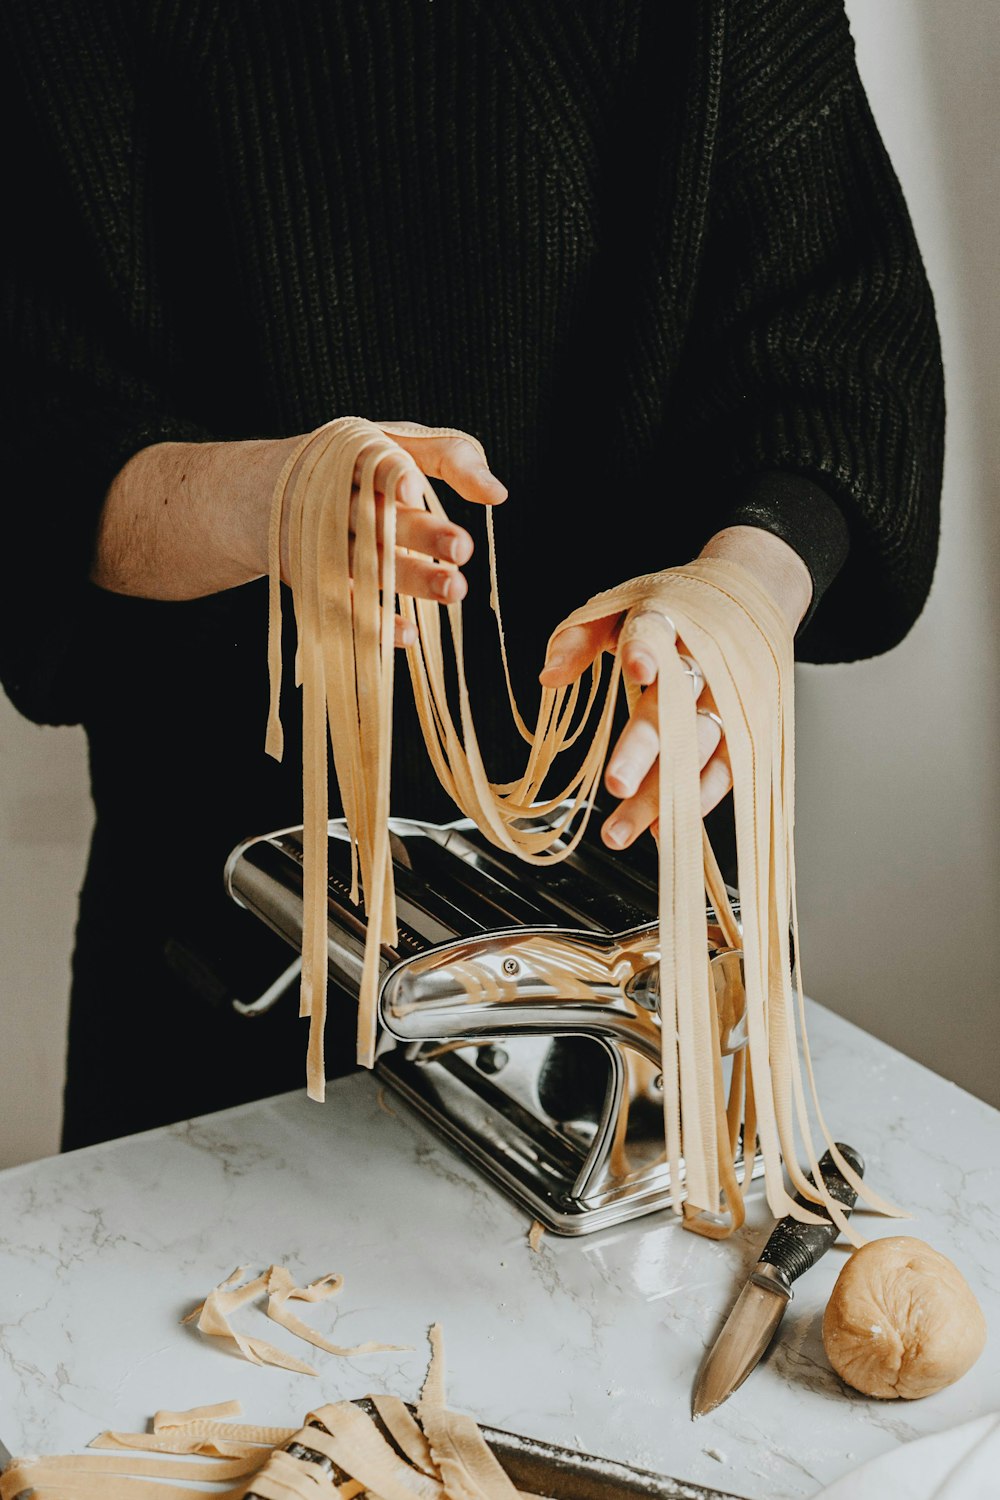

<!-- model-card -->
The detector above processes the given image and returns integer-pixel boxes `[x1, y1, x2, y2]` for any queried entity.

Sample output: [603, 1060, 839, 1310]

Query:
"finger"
[539, 616, 618, 686]
[394, 614, 418, 649]
[601, 761, 659, 850]
[695, 709, 724, 768]
[395, 553, 468, 605]
[345, 523, 469, 601]
[384, 431, 508, 507]
[659, 651, 707, 708]
[603, 689, 722, 807]
[369, 450, 426, 510]
[604, 685, 660, 800]
[353, 484, 474, 566]
[394, 505, 473, 566]
[610, 735, 732, 847]
[617, 609, 677, 688]
[700, 744, 733, 816]
[331, 583, 423, 646]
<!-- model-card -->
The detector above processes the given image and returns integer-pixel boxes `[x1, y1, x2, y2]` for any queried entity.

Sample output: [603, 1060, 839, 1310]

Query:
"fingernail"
[630, 652, 655, 684]
[542, 650, 569, 676]
[482, 468, 507, 501]
[402, 473, 424, 506]
[433, 572, 460, 601]
[606, 761, 638, 798]
[444, 533, 472, 565]
[603, 818, 629, 848]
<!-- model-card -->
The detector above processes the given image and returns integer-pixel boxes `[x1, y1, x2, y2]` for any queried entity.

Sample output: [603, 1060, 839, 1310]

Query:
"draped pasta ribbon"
[264, 417, 906, 1242]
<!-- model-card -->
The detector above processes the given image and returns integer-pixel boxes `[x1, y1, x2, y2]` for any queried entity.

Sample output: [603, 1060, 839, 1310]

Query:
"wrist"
[697, 526, 813, 635]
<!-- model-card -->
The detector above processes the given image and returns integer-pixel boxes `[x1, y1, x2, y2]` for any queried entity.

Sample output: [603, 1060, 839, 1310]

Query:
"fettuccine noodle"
[264, 417, 905, 1242]
[0, 1331, 544, 1500]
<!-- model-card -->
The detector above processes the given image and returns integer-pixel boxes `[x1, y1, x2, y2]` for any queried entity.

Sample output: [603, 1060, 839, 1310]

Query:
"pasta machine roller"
[225, 808, 763, 1235]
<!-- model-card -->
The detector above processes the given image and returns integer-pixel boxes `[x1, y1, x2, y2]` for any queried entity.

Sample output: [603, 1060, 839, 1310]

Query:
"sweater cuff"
[716, 470, 851, 633]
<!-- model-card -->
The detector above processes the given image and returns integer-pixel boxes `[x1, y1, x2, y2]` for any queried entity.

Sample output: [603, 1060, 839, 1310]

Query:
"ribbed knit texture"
[1, 0, 944, 727]
[0, 0, 946, 1147]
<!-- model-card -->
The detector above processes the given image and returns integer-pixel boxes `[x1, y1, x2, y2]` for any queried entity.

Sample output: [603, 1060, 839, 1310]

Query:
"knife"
[691, 1142, 864, 1418]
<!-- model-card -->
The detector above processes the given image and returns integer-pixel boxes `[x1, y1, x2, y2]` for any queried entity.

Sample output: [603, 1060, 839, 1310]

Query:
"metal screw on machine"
[476, 1044, 510, 1075]
[502, 957, 520, 976]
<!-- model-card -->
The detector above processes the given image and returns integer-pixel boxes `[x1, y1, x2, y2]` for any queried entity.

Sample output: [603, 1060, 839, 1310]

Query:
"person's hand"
[538, 526, 813, 850]
[342, 427, 507, 647]
[92, 425, 507, 633]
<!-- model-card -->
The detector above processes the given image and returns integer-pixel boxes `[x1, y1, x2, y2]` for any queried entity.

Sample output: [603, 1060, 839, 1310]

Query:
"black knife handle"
[756, 1143, 864, 1287]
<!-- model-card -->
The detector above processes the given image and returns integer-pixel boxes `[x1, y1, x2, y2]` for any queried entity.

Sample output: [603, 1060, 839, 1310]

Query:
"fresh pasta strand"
[3, 1326, 550, 1500]
[264, 417, 907, 1238]
[181, 1264, 408, 1376]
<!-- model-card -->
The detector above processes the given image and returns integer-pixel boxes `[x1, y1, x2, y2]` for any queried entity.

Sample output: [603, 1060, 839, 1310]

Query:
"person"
[0, 0, 944, 1151]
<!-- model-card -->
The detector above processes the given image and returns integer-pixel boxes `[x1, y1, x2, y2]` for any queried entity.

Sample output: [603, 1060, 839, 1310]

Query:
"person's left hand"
[537, 526, 813, 850]
[538, 610, 726, 848]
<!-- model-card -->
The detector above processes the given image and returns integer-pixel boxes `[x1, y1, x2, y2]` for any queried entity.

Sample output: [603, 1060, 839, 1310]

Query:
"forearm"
[90, 436, 298, 599]
[90, 424, 499, 613]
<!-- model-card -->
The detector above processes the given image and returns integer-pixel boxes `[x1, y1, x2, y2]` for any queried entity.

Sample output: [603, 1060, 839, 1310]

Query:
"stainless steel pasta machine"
[225, 808, 763, 1235]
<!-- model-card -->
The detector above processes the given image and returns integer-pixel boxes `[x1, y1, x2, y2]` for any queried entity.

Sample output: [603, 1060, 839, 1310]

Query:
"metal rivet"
[477, 1045, 509, 1075]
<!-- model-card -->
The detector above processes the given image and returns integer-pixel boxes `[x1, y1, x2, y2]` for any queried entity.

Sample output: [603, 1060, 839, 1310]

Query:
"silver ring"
[678, 653, 704, 698]
[621, 607, 676, 638]
[697, 708, 725, 737]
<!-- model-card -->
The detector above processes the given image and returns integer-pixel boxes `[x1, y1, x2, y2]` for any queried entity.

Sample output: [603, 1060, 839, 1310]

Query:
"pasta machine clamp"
[225, 808, 763, 1235]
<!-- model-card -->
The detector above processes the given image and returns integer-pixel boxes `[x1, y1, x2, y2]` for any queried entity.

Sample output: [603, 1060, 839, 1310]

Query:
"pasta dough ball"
[823, 1236, 986, 1399]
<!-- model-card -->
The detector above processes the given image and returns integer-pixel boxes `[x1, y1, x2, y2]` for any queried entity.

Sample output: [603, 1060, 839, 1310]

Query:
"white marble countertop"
[0, 999, 997, 1499]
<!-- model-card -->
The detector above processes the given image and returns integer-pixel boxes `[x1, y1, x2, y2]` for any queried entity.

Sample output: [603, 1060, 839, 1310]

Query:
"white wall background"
[0, 705, 88, 1167]
[796, 0, 1000, 1110]
[1, 0, 997, 1170]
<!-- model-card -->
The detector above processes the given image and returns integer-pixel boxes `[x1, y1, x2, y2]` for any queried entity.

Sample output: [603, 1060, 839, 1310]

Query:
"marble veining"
[0, 999, 997, 1499]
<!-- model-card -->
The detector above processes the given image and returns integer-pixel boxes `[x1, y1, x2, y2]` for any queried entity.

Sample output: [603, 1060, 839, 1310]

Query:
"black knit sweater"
[1, 0, 943, 719]
[0, 0, 946, 1144]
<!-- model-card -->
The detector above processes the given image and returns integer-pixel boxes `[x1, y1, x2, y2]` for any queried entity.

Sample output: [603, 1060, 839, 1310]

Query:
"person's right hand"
[92, 425, 507, 633]
[310, 425, 508, 647]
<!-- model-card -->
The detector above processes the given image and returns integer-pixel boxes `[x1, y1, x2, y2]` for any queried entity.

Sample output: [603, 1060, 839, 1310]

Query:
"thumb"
[539, 616, 619, 686]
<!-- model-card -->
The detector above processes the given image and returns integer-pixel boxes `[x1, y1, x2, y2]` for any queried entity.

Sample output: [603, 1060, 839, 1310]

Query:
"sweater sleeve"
[678, 0, 945, 661]
[0, 2, 213, 725]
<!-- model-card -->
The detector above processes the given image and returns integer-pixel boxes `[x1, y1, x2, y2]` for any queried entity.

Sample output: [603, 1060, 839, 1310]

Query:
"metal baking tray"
[251, 1398, 752, 1500]
[467, 1408, 751, 1499]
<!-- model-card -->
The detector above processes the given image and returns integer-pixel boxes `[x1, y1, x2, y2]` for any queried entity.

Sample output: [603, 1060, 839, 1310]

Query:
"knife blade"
[691, 1142, 864, 1418]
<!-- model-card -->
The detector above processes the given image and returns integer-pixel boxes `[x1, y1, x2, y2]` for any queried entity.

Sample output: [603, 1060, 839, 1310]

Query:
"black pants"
[60, 819, 361, 1150]
[59, 584, 358, 1150]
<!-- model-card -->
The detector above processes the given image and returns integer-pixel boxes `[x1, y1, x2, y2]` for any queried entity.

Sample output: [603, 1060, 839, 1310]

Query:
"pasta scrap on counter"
[0, 1328, 543, 1500]
[182, 1264, 409, 1376]
[265, 416, 907, 1243]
